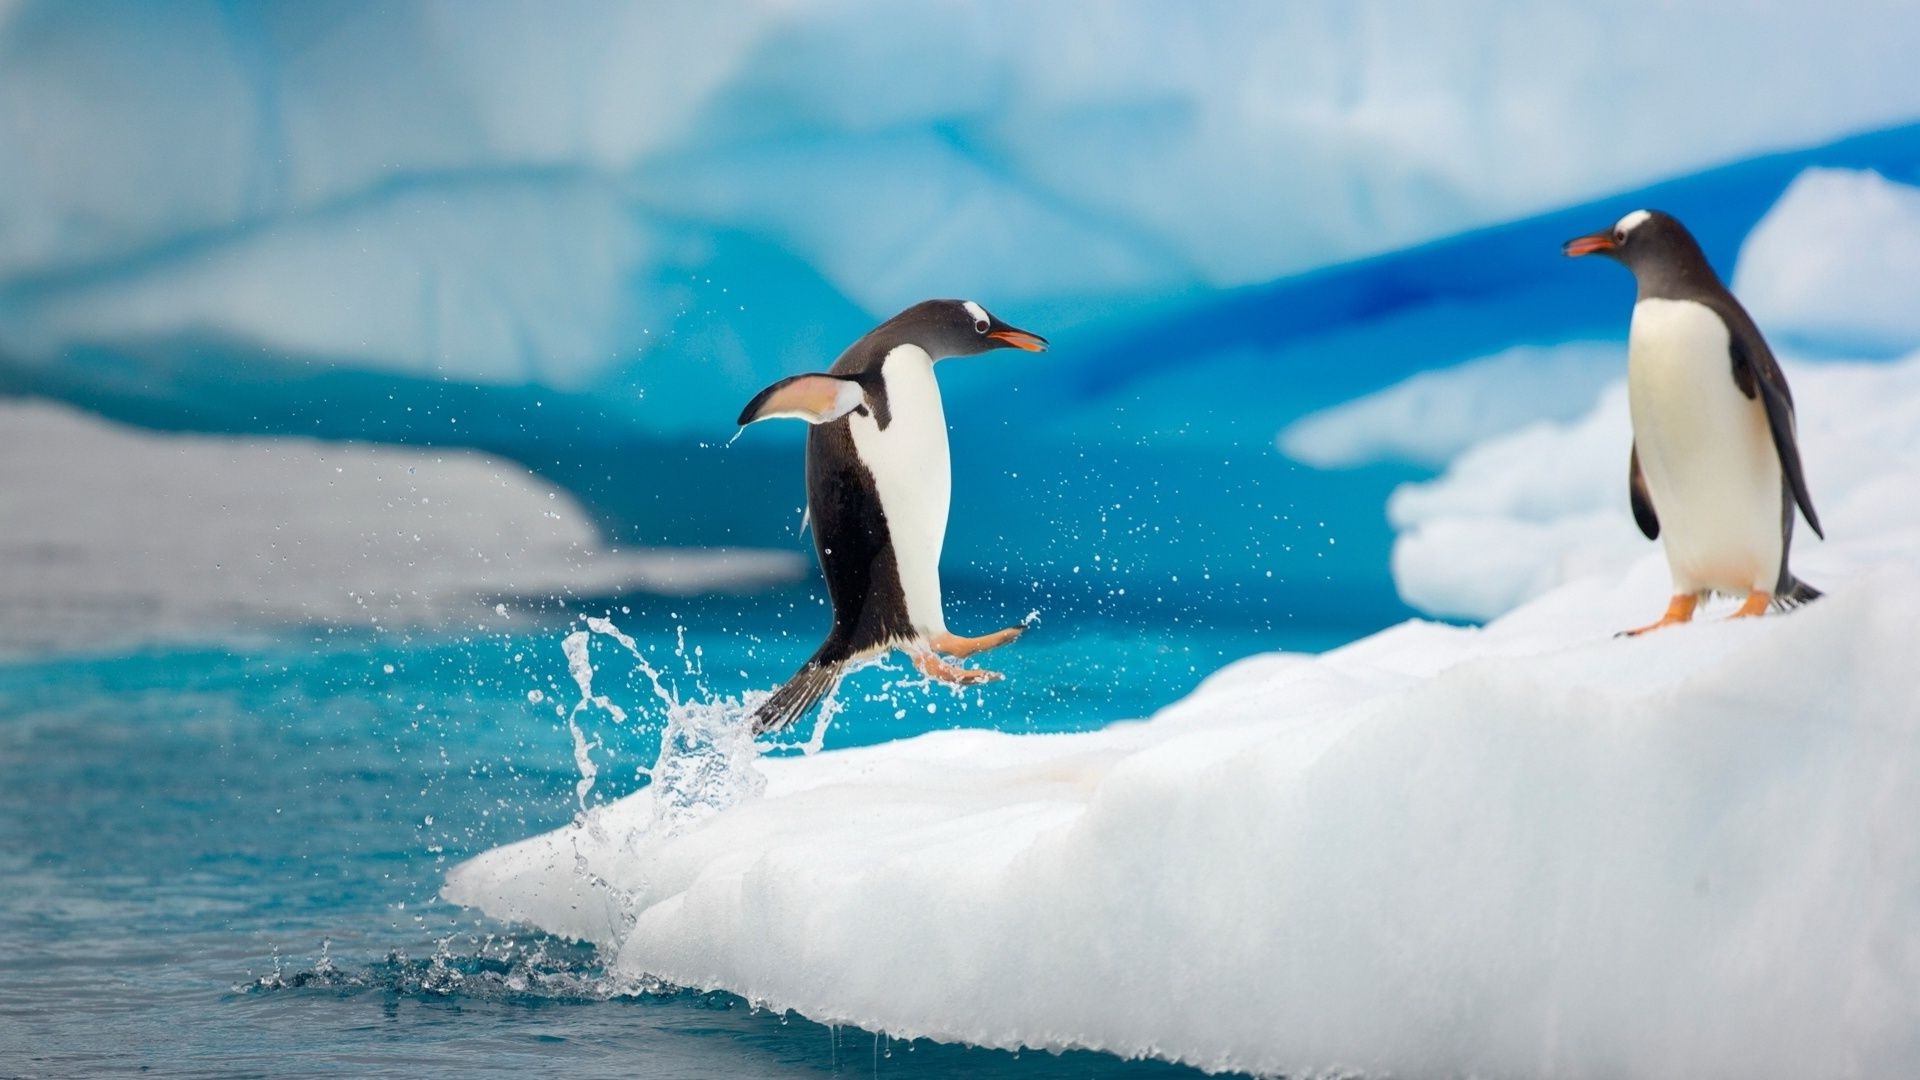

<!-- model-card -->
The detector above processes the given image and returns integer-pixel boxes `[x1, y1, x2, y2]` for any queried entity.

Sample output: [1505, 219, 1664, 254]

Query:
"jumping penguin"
[735, 299, 1047, 731]
[1564, 209, 1823, 635]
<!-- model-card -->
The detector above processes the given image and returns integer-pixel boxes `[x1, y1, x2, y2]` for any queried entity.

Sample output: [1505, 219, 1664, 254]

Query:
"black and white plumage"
[735, 299, 1047, 731]
[1564, 209, 1823, 634]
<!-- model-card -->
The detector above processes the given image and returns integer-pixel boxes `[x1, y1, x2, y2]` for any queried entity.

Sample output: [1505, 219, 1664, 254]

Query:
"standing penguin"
[735, 299, 1047, 731]
[1564, 210, 1823, 635]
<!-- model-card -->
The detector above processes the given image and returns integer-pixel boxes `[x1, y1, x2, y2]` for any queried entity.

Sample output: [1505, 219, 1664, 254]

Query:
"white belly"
[847, 345, 950, 635]
[1627, 298, 1783, 595]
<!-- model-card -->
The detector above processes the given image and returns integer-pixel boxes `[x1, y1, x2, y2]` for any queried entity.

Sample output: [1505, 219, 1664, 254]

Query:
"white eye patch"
[1615, 209, 1652, 234]
[961, 300, 989, 328]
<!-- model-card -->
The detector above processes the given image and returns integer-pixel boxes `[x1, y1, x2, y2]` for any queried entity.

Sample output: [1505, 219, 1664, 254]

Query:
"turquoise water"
[0, 595, 1353, 1077]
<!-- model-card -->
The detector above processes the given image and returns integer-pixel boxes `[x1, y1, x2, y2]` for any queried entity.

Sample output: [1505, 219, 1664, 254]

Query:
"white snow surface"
[1734, 168, 1920, 355]
[6, 2, 1920, 419]
[447, 356, 1920, 1076]
[0, 399, 801, 652]
[1278, 342, 1622, 469]
[1388, 351, 1920, 621]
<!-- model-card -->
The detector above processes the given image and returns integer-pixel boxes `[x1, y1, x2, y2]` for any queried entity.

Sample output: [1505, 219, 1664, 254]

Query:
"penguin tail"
[1776, 576, 1823, 610]
[751, 650, 847, 734]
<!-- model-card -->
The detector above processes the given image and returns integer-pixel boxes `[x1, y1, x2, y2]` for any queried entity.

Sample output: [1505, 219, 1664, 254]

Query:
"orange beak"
[1562, 231, 1617, 257]
[988, 328, 1048, 352]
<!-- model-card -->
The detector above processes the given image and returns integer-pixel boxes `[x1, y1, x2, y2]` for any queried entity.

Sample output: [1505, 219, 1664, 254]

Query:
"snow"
[7, 3, 1920, 430]
[1734, 168, 1920, 355]
[1387, 353, 1920, 621]
[1278, 342, 1621, 469]
[0, 399, 802, 652]
[446, 268, 1920, 1073]
[447, 493, 1920, 1077]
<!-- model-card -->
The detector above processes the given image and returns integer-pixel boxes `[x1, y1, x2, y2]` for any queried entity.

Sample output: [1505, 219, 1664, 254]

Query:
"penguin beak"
[987, 326, 1048, 352]
[1562, 231, 1617, 257]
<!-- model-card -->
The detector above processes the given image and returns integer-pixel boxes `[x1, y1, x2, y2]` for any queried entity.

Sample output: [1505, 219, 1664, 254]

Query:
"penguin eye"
[974, 319, 990, 334]
[1613, 229, 1627, 244]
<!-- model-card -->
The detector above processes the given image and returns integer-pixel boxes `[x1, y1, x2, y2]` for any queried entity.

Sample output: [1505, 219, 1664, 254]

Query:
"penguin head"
[887, 299, 1048, 359]
[1561, 209, 1706, 276]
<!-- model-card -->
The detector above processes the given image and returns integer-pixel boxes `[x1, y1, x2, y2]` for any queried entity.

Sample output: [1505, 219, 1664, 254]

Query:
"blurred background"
[6, 2, 1920, 1075]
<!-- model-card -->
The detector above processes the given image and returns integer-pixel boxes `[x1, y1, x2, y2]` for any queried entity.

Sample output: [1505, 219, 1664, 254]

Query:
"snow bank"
[448, 501, 1920, 1077]
[446, 348, 1920, 1075]
[7, 2, 1920, 430]
[0, 399, 801, 652]
[1388, 351, 1920, 621]
[1278, 342, 1621, 469]
[1734, 168, 1920, 355]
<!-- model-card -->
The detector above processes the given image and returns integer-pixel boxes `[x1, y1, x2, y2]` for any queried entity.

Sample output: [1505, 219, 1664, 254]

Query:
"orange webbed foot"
[912, 650, 1003, 687]
[1618, 593, 1700, 638]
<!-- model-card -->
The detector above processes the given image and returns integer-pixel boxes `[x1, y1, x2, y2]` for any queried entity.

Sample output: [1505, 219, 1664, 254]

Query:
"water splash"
[237, 934, 688, 1003]
[557, 615, 771, 836]
[647, 692, 769, 831]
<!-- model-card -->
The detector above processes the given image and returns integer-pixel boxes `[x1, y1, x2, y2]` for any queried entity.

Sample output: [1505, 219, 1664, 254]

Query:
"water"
[0, 597, 1351, 1077]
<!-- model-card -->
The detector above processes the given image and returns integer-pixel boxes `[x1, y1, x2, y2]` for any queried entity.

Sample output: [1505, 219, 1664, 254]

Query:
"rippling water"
[0, 596, 1344, 1076]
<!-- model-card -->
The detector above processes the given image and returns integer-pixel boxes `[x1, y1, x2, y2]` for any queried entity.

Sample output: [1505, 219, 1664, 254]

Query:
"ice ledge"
[448, 545, 1920, 1078]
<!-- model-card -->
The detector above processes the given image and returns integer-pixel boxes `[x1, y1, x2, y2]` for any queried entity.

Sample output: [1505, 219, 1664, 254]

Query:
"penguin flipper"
[1729, 334, 1823, 540]
[1629, 444, 1659, 540]
[737, 373, 869, 427]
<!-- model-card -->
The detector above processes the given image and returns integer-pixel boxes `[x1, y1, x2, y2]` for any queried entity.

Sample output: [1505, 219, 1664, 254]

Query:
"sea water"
[0, 592, 1350, 1077]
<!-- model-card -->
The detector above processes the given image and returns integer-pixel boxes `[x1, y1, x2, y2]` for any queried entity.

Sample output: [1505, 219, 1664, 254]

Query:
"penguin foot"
[929, 625, 1025, 659]
[912, 650, 1003, 687]
[1618, 593, 1699, 637]
[1726, 591, 1772, 619]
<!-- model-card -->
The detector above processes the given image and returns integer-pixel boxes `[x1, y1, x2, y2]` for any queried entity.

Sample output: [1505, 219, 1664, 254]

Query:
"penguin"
[735, 299, 1048, 731]
[1563, 209, 1823, 635]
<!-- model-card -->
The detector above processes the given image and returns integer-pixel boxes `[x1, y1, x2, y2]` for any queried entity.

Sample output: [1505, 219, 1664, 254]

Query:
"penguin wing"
[1727, 326, 1824, 539]
[737, 373, 870, 426]
[1628, 443, 1659, 540]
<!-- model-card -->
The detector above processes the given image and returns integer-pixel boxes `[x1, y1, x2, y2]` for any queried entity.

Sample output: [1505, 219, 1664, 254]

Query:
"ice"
[1278, 342, 1621, 469]
[1388, 353, 1920, 620]
[0, 399, 803, 652]
[8, 3, 1920, 430]
[11, 182, 662, 388]
[447, 461, 1920, 1078]
[1733, 168, 1920, 355]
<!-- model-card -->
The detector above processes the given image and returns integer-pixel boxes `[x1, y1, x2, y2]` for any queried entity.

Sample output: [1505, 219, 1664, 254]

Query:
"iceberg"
[1388, 354, 1920, 621]
[446, 341, 1920, 1078]
[8, 2, 1920, 438]
[1277, 341, 1622, 469]
[448, 486, 1920, 1078]
[1734, 168, 1920, 356]
[422, 99, 1920, 1078]
[1379, 167, 1920, 621]
[0, 398, 802, 652]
